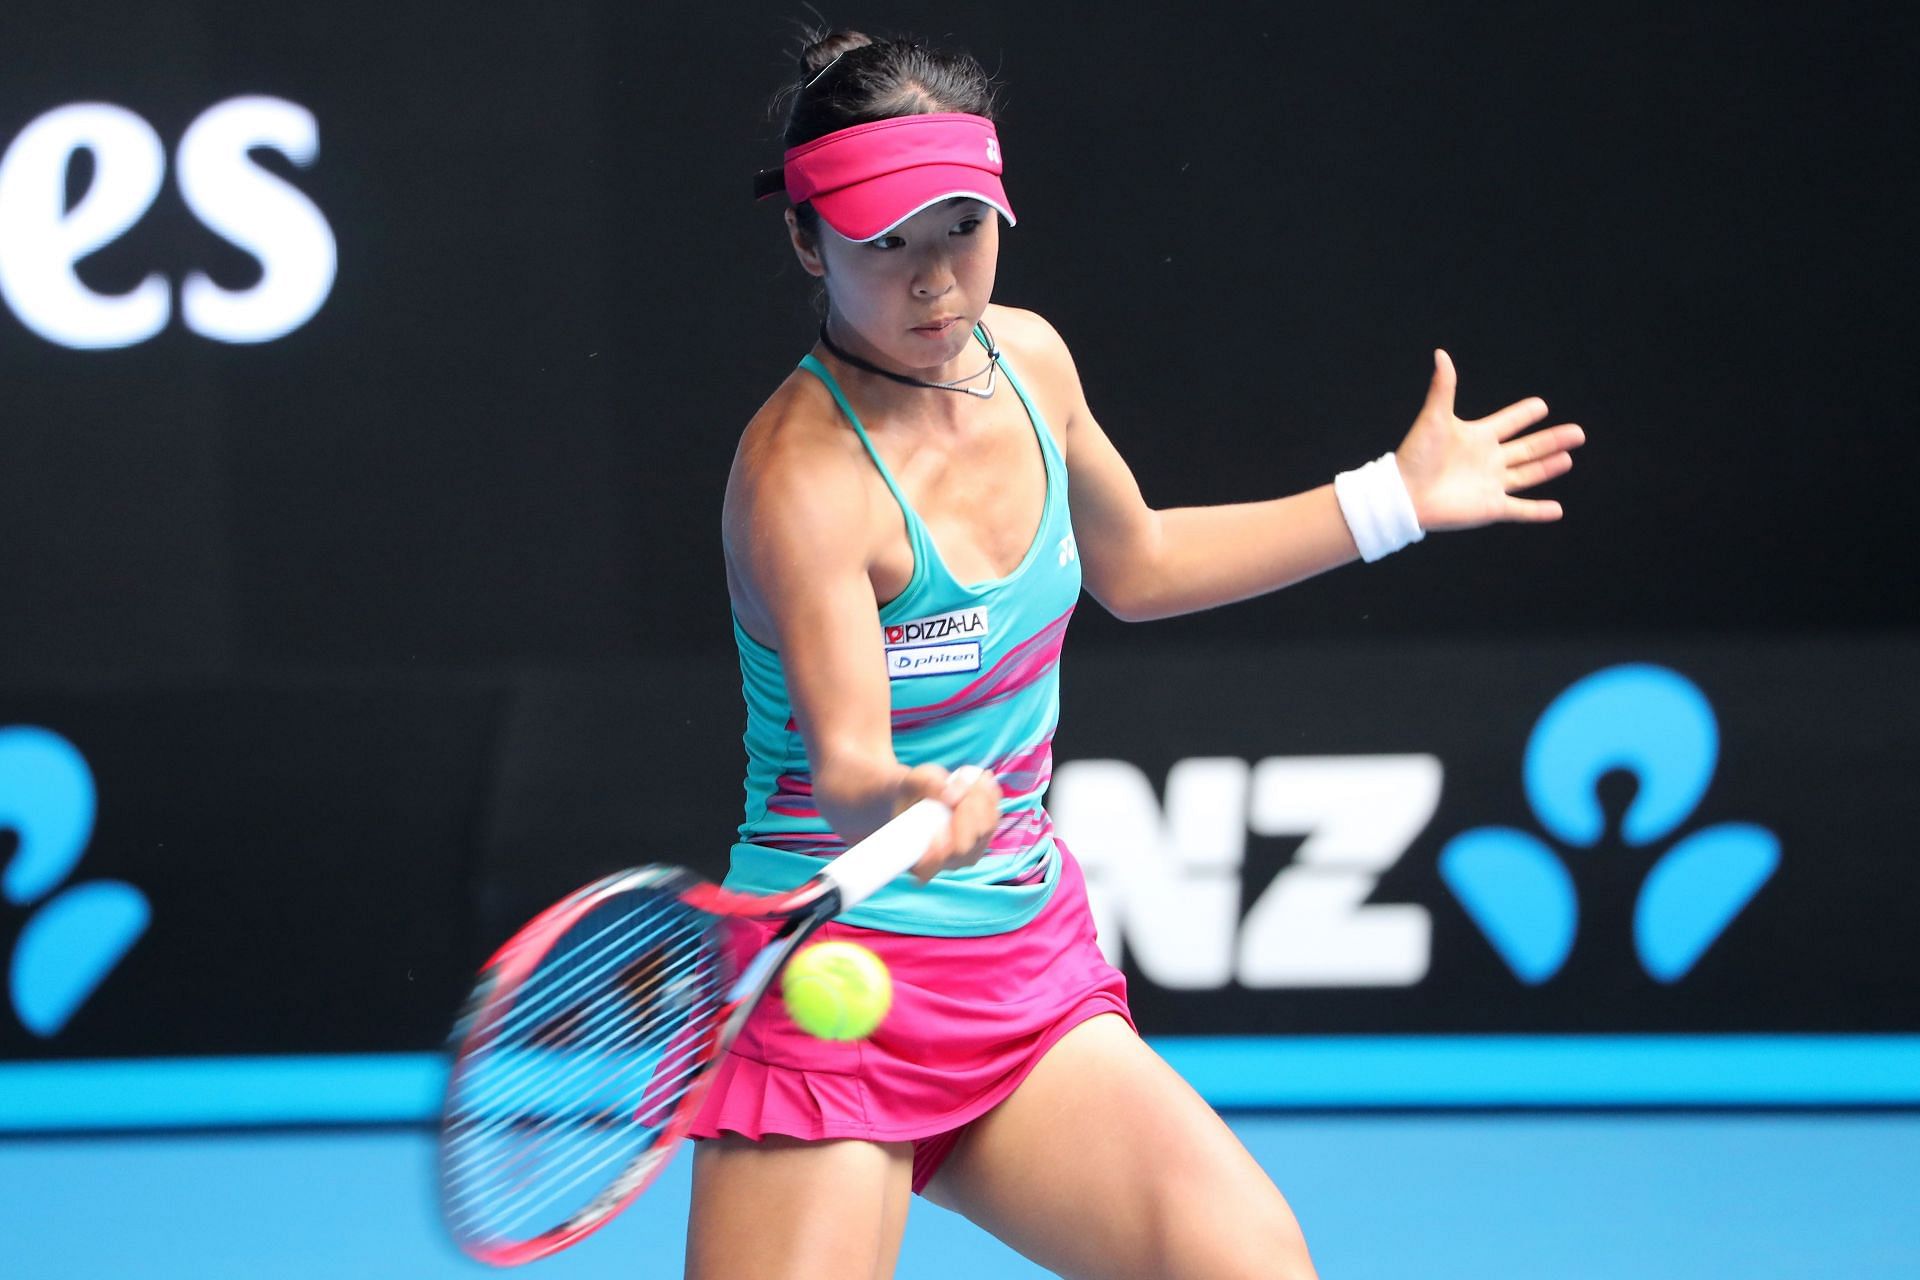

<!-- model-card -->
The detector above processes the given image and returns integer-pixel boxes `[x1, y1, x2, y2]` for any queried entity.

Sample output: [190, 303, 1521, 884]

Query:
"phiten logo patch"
[1439, 665, 1779, 985]
[887, 643, 981, 679]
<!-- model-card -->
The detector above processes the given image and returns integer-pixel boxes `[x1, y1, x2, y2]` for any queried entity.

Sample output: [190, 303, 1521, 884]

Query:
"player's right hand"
[899, 764, 1002, 883]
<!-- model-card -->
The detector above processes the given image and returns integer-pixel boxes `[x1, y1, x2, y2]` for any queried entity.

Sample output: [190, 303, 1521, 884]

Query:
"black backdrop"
[5, 1, 1916, 681]
[2, 2, 1917, 1062]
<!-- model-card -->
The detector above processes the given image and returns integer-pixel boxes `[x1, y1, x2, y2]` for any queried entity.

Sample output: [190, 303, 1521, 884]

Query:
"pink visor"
[777, 112, 1016, 243]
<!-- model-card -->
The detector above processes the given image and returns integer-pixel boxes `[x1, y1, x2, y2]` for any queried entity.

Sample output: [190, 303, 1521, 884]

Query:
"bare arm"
[1065, 407, 1360, 620]
[724, 414, 1002, 877]
[1033, 319, 1585, 621]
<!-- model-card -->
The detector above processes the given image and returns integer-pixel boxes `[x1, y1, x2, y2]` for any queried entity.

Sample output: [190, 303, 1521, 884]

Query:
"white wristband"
[1333, 452, 1425, 563]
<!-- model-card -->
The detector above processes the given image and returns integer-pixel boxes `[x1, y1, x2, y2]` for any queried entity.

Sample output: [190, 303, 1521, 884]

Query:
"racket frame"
[438, 781, 967, 1265]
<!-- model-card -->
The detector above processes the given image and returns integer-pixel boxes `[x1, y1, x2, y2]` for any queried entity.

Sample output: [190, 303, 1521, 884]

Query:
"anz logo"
[1441, 664, 1778, 984]
[1052, 664, 1777, 990]
[0, 727, 148, 1037]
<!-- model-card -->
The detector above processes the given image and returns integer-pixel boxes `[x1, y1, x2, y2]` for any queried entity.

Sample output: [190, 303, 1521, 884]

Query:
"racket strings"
[442, 890, 727, 1245]
[445, 902, 710, 1144]
[445, 922, 717, 1238]
[488, 899, 703, 1048]
[441, 966, 712, 1199]
[442, 907, 708, 1171]
[454, 1011, 712, 1240]
[449, 1026, 692, 1239]
[442, 995, 691, 1193]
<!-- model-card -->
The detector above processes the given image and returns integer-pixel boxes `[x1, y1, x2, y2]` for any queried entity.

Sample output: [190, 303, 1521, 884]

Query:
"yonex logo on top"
[1440, 665, 1780, 985]
[985, 138, 1000, 165]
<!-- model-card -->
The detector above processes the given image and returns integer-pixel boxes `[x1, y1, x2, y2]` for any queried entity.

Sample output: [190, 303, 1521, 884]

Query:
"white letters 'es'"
[0, 98, 337, 348]
[1051, 755, 1441, 989]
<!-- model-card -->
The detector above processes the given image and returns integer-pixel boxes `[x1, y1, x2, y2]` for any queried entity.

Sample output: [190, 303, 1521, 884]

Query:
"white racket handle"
[820, 766, 986, 909]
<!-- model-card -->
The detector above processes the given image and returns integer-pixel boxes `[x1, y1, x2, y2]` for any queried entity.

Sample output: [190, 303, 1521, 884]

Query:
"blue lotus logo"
[1440, 665, 1778, 984]
[2, 726, 149, 1036]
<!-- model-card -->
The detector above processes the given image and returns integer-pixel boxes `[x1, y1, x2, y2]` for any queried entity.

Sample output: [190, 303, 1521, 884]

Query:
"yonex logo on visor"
[776, 112, 1017, 243]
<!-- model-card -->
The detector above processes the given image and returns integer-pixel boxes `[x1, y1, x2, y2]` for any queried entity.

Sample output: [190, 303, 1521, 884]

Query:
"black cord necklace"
[817, 318, 1001, 399]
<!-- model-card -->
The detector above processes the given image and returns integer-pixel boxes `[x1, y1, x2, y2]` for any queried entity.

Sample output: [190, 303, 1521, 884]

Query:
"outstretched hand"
[1394, 349, 1586, 532]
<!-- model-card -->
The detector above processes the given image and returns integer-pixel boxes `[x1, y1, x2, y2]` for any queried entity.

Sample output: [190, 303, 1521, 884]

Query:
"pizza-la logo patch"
[884, 606, 988, 648]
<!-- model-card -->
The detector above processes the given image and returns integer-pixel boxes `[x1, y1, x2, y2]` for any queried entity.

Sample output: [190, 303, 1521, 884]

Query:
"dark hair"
[771, 28, 1000, 242]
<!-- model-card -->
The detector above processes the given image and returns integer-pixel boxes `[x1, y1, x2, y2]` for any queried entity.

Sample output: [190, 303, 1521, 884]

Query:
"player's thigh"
[924, 1014, 1318, 1280]
[686, 1135, 914, 1280]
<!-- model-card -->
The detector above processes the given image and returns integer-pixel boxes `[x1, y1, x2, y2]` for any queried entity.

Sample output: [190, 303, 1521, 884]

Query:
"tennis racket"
[437, 767, 979, 1266]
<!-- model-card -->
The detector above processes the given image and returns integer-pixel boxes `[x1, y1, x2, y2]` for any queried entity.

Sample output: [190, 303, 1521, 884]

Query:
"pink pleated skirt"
[689, 841, 1132, 1193]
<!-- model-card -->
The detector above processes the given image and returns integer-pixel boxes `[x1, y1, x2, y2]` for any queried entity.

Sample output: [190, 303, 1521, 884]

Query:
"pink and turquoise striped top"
[724, 327, 1078, 936]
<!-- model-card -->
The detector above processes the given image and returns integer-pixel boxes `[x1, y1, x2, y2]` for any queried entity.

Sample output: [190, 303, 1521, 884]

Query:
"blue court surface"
[3, 1113, 1915, 1278]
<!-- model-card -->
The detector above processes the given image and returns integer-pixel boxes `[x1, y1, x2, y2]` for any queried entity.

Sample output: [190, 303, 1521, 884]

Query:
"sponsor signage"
[0, 98, 336, 348]
[3, 637, 1915, 1073]
[1050, 637, 1920, 1036]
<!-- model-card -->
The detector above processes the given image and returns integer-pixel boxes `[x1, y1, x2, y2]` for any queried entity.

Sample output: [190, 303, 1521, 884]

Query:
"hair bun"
[799, 30, 874, 78]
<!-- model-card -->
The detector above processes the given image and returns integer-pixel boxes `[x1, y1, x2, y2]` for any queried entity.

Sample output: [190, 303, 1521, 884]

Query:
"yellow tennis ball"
[781, 941, 892, 1041]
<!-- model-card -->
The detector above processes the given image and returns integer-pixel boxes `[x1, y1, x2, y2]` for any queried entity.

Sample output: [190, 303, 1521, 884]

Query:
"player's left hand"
[1394, 348, 1586, 531]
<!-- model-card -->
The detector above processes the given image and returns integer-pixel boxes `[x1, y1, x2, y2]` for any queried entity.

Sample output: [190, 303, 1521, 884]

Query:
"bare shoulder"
[983, 302, 1075, 377]
[724, 370, 873, 570]
[981, 303, 1088, 434]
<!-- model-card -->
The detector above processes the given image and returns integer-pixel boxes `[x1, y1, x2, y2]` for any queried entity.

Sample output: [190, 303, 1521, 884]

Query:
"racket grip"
[821, 766, 986, 908]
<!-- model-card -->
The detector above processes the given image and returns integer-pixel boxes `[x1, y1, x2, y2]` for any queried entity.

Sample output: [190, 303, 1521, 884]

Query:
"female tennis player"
[688, 29, 1584, 1280]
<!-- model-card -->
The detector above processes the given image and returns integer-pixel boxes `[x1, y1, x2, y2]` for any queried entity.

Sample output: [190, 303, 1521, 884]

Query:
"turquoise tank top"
[725, 326, 1079, 936]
